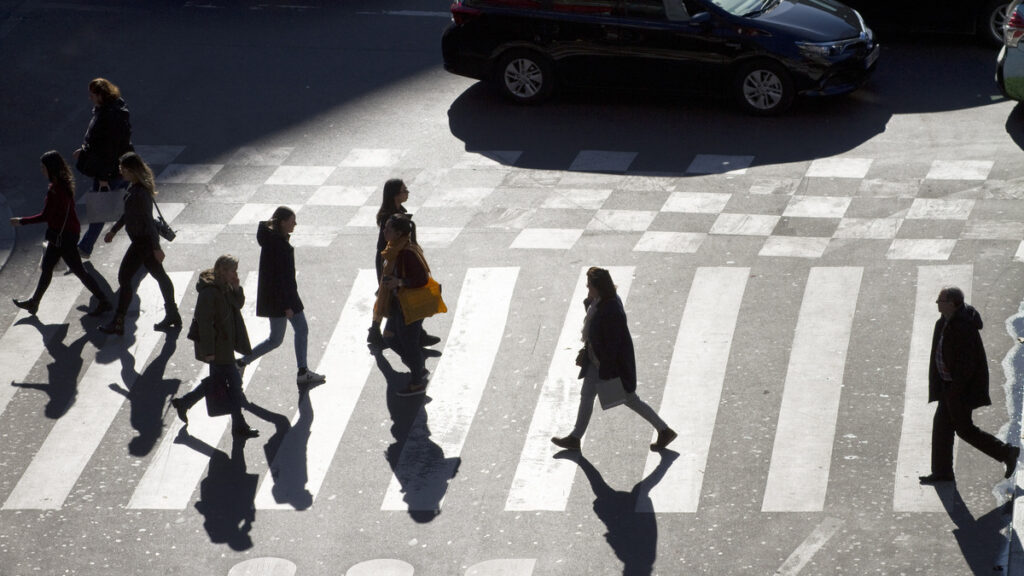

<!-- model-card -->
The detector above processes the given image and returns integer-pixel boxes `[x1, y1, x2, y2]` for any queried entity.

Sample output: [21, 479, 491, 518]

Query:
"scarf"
[372, 236, 429, 322]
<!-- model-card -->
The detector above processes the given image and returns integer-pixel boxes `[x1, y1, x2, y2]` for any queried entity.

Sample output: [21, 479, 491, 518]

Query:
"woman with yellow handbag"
[373, 214, 446, 396]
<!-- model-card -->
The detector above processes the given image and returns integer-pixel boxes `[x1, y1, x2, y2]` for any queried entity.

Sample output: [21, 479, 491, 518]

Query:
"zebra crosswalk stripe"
[0, 276, 84, 419]
[893, 265, 972, 512]
[253, 268, 378, 510]
[129, 272, 263, 510]
[636, 267, 749, 513]
[381, 267, 520, 512]
[762, 267, 863, 512]
[3, 272, 193, 510]
[505, 266, 635, 512]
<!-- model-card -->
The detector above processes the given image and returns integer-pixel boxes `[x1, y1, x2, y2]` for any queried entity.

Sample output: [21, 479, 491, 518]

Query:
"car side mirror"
[689, 11, 711, 26]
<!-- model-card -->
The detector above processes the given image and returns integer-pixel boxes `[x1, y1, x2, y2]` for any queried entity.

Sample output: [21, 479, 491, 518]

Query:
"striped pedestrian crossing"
[0, 264, 1013, 516]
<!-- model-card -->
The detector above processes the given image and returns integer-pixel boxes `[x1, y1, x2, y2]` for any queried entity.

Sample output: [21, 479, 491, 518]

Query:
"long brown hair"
[119, 152, 156, 195]
[40, 150, 75, 195]
[89, 78, 121, 106]
[268, 206, 296, 236]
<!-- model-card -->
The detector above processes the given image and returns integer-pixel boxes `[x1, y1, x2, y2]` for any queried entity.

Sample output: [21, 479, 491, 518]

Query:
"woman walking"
[10, 151, 111, 316]
[73, 77, 133, 258]
[373, 214, 433, 396]
[235, 206, 326, 388]
[367, 179, 439, 350]
[551, 267, 677, 452]
[98, 152, 180, 335]
[171, 255, 259, 438]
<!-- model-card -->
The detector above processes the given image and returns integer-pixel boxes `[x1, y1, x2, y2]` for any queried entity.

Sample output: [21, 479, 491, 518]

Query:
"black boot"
[99, 312, 125, 335]
[12, 298, 39, 316]
[154, 303, 182, 331]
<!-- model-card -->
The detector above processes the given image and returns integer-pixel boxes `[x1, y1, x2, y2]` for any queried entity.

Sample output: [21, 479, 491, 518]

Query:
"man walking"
[919, 286, 1019, 485]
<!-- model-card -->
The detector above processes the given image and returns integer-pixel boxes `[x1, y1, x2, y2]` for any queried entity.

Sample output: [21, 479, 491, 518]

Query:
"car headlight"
[796, 41, 844, 58]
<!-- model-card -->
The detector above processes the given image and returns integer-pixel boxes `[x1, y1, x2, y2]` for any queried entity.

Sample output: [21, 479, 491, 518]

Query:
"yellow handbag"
[397, 276, 447, 324]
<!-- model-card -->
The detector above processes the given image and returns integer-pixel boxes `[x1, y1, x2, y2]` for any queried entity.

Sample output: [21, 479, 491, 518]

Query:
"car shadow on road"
[555, 449, 678, 576]
[448, 39, 1001, 175]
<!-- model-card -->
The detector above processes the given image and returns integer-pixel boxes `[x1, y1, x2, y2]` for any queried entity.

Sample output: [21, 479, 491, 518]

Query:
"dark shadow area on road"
[255, 392, 313, 510]
[449, 37, 1002, 175]
[189, 430, 259, 551]
[376, 349, 460, 523]
[12, 319, 87, 419]
[109, 327, 180, 456]
[555, 450, 677, 576]
[928, 482, 1013, 574]
[1005, 102, 1024, 153]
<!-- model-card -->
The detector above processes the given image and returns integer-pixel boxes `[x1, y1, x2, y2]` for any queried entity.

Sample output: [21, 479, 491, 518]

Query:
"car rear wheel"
[734, 60, 794, 115]
[982, 0, 1011, 47]
[494, 50, 553, 104]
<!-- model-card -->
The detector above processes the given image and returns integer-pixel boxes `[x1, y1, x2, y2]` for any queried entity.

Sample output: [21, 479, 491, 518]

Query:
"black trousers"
[115, 240, 175, 315]
[930, 381, 1012, 476]
[31, 231, 106, 303]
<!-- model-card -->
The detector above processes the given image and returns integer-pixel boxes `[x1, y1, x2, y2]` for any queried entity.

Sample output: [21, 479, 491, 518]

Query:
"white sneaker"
[297, 369, 326, 386]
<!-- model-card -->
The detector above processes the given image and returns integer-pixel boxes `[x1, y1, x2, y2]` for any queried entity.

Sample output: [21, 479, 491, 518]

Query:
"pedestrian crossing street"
[126, 144, 1024, 262]
[1, 259, 1008, 517]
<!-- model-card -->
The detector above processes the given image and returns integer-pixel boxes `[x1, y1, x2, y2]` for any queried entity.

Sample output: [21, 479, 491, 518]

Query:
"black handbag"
[152, 199, 176, 242]
[75, 148, 104, 179]
[203, 372, 233, 417]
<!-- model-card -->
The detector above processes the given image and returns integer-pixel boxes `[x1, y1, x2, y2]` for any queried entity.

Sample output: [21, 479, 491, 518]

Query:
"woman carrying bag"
[373, 214, 445, 396]
[551, 267, 677, 453]
[170, 254, 259, 438]
[98, 152, 180, 335]
[10, 151, 111, 316]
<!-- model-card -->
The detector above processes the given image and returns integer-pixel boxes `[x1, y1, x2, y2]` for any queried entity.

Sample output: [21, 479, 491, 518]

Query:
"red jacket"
[20, 182, 80, 235]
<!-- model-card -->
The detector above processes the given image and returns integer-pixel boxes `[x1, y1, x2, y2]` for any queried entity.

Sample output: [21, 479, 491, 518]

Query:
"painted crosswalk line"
[505, 266, 634, 512]
[381, 267, 520, 512]
[3, 272, 193, 510]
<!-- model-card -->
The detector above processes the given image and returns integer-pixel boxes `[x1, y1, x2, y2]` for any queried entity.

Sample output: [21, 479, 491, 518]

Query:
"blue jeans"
[241, 311, 309, 370]
[570, 364, 666, 438]
[78, 176, 125, 254]
[385, 304, 425, 380]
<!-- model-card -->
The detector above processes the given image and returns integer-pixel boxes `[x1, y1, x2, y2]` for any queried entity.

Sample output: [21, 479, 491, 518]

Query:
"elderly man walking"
[919, 286, 1020, 485]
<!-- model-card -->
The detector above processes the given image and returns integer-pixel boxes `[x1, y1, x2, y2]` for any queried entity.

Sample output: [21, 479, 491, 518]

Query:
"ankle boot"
[154, 303, 182, 331]
[12, 298, 39, 316]
[87, 298, 112, 317]
[99, 312, 125, 335]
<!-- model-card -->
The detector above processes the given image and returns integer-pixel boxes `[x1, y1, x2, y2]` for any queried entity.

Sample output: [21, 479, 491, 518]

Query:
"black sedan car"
[441, 0, 880, 114]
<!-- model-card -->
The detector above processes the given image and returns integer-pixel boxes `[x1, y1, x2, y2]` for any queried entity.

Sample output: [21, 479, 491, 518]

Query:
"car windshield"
[708, 0, 779, 16]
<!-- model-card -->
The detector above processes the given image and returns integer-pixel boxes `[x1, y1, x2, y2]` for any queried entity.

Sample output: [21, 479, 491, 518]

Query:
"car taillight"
[1007, 9, 1024, 48]
[451, 1, 482, 25]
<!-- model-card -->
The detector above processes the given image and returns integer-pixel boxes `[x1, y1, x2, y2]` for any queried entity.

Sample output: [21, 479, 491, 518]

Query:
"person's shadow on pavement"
[930, 481, 1013, 573]
[109, 330, 180, 456]
[375, 350, 460, 523]
[555, 450, 678, 576]
[187, 430, 259, 551]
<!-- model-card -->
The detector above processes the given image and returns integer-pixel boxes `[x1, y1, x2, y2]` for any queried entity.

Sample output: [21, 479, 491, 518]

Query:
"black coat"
[255, 221, 303, 318]
[928, 304, 991, 409]
[111, 184, 158, 249]
[578, 296, 638, 394]
[80, 98, 132, 180]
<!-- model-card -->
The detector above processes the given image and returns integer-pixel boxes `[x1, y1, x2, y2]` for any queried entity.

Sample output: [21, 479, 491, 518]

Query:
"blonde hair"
[118, 152, 157, 195]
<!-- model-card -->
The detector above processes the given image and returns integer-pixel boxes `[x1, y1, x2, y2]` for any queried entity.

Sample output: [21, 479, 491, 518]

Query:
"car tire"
[981, 0, 1010, 47]
[493, 50, 554, 104]
[733, 60, 794, 116]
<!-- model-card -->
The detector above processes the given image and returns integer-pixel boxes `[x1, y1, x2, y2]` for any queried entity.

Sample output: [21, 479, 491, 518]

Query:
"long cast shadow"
[255, 393, 312, 510]
[188, 430, 259, 551]
[109, 331, 180, 456]
[556, 450, 678, 576]
[11, 319, 89, 419]
[929, 482, 1013, 573]
[376, 350, 460, 523]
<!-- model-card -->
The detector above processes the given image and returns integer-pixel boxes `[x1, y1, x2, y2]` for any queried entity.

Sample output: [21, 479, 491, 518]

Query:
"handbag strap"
[152, 197, 166, 221]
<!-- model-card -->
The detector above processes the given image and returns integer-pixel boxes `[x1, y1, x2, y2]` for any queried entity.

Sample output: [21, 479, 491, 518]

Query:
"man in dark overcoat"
[919, 286, 1019, 484]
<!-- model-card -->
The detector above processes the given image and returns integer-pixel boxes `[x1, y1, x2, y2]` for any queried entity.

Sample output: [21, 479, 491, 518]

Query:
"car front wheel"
[734, 60, 794, 115]
[494, 50, 553, 104]
[982, 0, 1011, 46]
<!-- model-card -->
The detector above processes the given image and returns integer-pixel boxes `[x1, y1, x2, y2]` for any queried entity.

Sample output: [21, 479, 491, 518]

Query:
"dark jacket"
[578, 296, 638, 394]
[80, 98, 132, 180]
[374, 208, 409, 281]
[255, 221, 303, 317]
[928, 304, 991, 409]
[193, 270, 252, 364]
[110, 184, 157, 248]
[20, 182, 81, 236]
